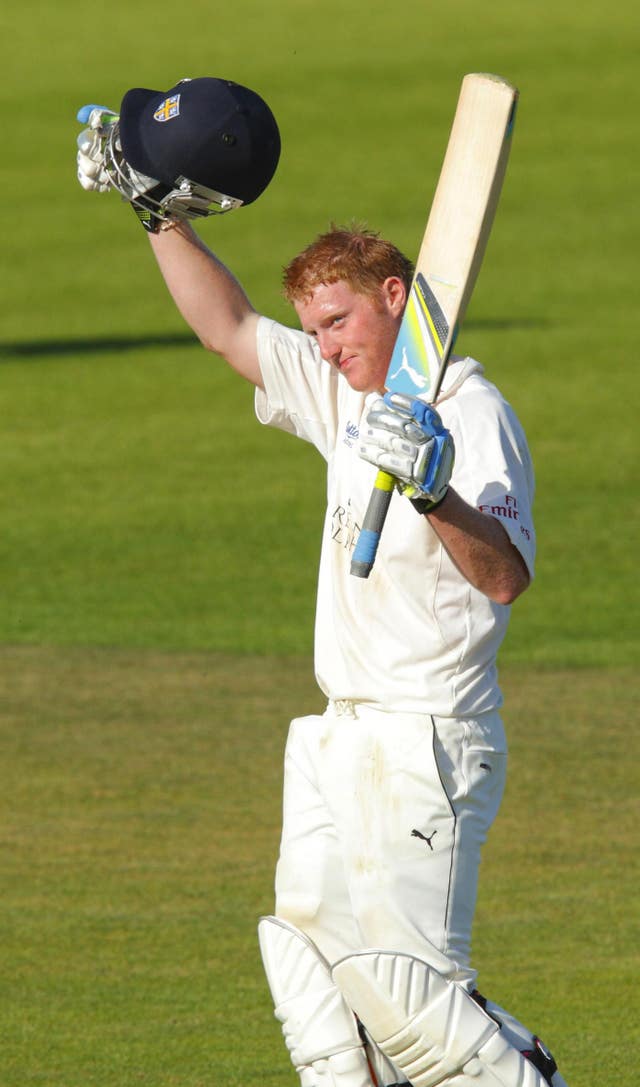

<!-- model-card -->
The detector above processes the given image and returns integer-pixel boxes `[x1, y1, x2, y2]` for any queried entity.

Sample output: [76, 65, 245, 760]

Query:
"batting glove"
[76, 103, 166, 231]
[76, 97, 248, 232]
[76, 106, 121, 191]
[359, 391, 454, 512]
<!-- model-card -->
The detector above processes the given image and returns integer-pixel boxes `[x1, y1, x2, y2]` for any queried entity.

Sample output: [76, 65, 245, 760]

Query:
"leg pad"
[332, 951, 559, 1087]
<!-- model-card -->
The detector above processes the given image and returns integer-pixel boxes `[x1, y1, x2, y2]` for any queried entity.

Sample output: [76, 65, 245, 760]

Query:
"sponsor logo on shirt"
[331, 500, 360, 552]
[343, 420, 360, 448]
[478, 494, 532, 542]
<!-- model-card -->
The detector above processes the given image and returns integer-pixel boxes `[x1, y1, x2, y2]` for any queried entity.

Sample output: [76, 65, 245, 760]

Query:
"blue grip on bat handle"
[350, 473, 394, 578]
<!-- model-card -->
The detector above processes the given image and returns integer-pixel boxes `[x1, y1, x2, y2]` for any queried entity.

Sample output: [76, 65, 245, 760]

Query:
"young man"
[76, 82, 568, 1087]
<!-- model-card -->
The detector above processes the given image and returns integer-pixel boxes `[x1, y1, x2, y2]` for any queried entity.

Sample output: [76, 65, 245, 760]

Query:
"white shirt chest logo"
[343, 420, 360, 448]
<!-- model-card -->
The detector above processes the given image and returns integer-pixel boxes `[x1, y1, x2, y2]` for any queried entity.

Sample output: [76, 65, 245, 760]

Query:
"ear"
[381, 276, 407, 317]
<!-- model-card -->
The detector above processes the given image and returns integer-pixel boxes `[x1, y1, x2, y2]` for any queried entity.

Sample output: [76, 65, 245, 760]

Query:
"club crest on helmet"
[153, 95, 181, 123]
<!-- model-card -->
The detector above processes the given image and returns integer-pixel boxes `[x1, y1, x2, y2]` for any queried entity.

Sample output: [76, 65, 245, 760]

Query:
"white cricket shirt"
[255, 317, 535, 716]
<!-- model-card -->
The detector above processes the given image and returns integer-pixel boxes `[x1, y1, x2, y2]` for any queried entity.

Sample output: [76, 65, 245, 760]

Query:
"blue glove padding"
[359, 391, 455, 507]
[77, 104, 114, 124]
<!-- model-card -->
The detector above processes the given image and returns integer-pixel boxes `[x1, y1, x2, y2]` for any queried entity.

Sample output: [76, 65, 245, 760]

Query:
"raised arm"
[76, 78, 281, 391]
[148, 224, 263, 388]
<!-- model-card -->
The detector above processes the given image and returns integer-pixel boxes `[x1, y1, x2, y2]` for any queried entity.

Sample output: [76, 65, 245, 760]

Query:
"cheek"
[354, 312, 379, 348]
[366, 314, 395, 355]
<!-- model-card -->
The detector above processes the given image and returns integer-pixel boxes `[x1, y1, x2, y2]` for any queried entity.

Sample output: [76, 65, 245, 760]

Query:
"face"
[294, 278, 406, 393]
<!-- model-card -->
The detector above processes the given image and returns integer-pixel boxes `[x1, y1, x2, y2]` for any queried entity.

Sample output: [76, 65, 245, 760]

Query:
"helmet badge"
[153, 95, 181, 123]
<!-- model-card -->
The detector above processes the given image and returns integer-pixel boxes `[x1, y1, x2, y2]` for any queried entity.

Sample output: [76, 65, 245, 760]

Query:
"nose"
[316, 329, 340, 363]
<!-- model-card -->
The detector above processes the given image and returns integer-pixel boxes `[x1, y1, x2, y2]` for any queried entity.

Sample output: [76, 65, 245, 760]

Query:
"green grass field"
[1, 0, 638, 1083]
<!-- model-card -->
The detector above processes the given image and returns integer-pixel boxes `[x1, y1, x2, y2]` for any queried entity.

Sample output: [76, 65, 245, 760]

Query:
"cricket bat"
[350, 72, 519, 578]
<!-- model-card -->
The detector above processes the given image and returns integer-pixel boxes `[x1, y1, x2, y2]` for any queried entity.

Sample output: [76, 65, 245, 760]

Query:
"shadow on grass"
[0, 319, 547, 360]
[0, 332, 201, 359]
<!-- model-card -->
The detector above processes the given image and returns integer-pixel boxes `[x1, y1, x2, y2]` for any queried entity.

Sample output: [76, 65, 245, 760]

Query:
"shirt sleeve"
[254, 316, 340, 459]
[440, 373, 537, 578]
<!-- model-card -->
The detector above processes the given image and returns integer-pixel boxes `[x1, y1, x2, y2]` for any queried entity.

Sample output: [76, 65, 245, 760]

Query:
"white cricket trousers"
[274, 702, 507, 990]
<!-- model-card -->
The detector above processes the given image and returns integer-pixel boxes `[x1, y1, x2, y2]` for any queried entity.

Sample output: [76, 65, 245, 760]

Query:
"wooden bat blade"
[413, 72, 518, 355]
[350, 73, 518, 579]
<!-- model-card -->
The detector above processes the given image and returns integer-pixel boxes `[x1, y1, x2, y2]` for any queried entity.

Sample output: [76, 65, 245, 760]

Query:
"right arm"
[148, 223, 264, 388]
[76, 105, 264, 387]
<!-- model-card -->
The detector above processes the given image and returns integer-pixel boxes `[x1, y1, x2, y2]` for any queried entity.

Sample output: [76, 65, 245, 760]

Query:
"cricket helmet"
[118, 76, 281, 206]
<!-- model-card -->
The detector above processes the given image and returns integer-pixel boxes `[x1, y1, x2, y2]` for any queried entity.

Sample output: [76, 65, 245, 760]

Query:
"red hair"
[283, 224, 414, 304]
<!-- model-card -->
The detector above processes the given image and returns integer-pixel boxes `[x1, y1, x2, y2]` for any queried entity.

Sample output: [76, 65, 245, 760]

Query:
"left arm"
[423, 487, 530, 605]
[359, 391, 531, 604]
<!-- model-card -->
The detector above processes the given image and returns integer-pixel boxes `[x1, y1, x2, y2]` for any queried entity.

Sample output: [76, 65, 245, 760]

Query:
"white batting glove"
[359, 391, 455, 511]
[76, 104, 160, 202]
[76, 106, 119, 192]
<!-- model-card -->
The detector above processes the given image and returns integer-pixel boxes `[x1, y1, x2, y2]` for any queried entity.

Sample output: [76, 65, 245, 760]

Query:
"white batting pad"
[258, 916, 373, 1086]
[332, 951, 553, 1087]
[478, 997, 568, 1087]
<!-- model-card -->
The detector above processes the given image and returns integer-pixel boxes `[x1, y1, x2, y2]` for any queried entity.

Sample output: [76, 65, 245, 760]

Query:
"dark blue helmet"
[119, 76, 280, 206]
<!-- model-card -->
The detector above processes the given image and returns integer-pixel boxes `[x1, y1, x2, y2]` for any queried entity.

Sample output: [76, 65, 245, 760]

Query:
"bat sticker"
[385, 273, 453, 398]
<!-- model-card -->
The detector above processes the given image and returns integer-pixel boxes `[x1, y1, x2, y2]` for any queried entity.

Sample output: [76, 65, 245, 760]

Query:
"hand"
[75, 100, 236, 231]
[359, 391, 454, 510]
[76, 105, 120, 192]
[76, 103, 167, 231]
[76, 104, 160, 195]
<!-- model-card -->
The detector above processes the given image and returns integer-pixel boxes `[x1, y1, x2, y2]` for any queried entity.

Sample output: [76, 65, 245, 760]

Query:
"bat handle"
[350, 471, 395, 578]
